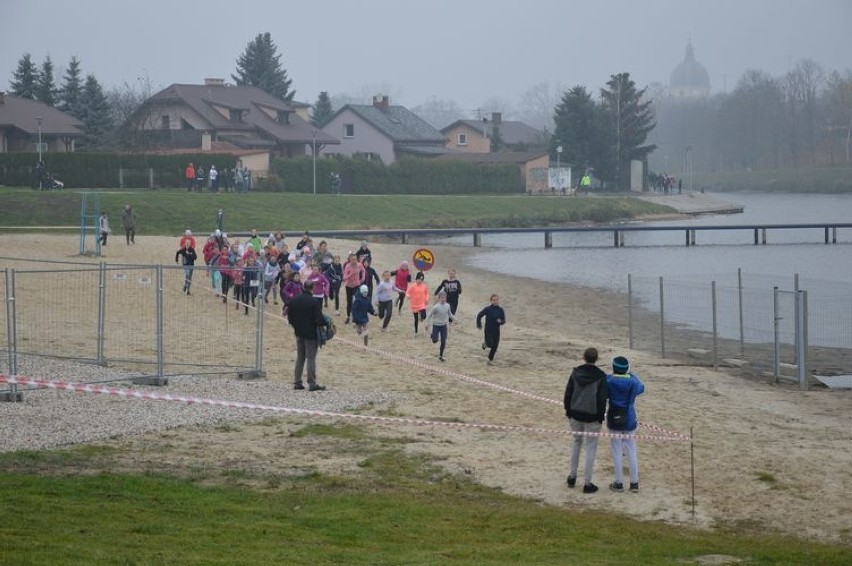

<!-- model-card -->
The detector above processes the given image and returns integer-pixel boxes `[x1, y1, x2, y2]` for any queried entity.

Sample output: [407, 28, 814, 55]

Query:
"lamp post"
[311, 129, 317, 195]
[686, 144, 693, 193]
[37, 116, 43, 190]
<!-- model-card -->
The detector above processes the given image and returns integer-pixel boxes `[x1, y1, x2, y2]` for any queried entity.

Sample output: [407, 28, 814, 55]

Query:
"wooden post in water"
[473, 233, 481, 247]
[545, 231, 552, 249]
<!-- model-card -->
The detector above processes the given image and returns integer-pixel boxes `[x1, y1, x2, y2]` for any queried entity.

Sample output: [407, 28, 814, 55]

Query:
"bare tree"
[784, 58, 825, 165]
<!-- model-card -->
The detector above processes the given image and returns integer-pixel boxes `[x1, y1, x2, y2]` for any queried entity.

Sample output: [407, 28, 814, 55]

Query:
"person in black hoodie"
[475, 294, 505, 362]
[175, 242, 198, 295]
[563, 347, 608, 493]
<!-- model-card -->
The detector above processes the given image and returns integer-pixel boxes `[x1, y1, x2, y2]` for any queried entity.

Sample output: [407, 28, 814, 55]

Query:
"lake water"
[430, 193, 852, 349]
[448, 193, 852, 295]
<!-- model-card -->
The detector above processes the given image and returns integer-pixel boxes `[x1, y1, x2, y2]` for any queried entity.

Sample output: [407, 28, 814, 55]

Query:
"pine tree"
[34, 55, 57, 106]
[600, 72, 656, 188]
[80, 74, 114, 150]
[311, 91, 334, 127]
[58, 56, 85, 120]
[10, 53, 38, 99]
[232, 32, 294, 102]
[552, 86, 614, 180]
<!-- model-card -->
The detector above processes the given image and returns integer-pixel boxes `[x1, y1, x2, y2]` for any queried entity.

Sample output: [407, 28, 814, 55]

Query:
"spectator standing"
[195, 165, 205, 191]
[98, 212, 110, 246]
[606, 356, 646, 493]
[121, 205, 137, 245]
[185, 163, 195, 191]
[563, 347, 608, 494]
[209, 165, 218, 192]
[287, 280, 326, 391]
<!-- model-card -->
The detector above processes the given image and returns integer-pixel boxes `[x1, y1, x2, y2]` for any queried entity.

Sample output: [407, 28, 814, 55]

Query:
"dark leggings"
[447, 295, 459, 315]
[396, 291, 406, 312]
[431, 324, 448, 357]
[329, 284, 341, 311]
[377, 299, 393, 328]
[345, 286, 358, 317]
[221, 274, 233, 301]
[485, 329, 500, 361]
[413, 309, 426, 333]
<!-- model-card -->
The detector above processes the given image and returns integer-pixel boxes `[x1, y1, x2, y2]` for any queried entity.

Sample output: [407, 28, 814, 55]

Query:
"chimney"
[491, 112, 502, 126]
[372, 94, 389, 111]
[204, 78, 225, 86]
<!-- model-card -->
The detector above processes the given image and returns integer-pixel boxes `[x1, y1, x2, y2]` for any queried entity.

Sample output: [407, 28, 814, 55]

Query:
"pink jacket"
[343, 261, 366, 289]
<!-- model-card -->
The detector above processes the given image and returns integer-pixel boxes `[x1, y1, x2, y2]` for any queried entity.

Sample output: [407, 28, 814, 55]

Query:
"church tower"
[670, 41, 711, 99]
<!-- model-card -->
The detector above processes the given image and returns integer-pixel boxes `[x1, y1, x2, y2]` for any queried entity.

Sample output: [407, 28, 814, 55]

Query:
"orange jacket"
[405, 282, 429, 312]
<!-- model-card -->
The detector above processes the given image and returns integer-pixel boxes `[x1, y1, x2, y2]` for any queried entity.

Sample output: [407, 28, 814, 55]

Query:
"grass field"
[0, 187, 669, 235]
[1, 423, 849, 565]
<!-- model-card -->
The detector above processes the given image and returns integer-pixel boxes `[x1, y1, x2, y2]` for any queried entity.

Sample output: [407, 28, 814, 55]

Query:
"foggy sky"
[2, 0, 850, 114]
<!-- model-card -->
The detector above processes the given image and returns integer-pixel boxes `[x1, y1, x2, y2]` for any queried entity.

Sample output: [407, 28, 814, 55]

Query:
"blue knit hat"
[612, 356, 629, 374]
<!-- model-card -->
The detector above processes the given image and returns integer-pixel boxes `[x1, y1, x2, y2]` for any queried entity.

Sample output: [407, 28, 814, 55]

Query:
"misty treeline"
[648, 60, 852, 174]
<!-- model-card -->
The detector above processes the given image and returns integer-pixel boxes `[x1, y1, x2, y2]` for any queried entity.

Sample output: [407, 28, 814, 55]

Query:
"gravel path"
[0, 355, 394, 453]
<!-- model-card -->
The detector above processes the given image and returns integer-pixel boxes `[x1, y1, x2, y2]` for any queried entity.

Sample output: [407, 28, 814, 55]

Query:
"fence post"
[119, 168, 124, 189]
[3, 269, 22, 402]
[156, 264, 164, 380]
[711, 281, 718, 370]
[255, 289, 264, 374]
[97, 262, 106, 365]
[148, 168, 154, 189]
[627, 274, 634, 350]
[659, 276, 666, 358]
[773, 286, 780, 384]
[795, 290, 809, 391]
[793, 273, 800, 366]
[737, 268, 745, 357]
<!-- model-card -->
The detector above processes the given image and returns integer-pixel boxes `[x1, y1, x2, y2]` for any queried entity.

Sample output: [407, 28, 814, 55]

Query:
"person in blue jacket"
[605, 356, 646, 493]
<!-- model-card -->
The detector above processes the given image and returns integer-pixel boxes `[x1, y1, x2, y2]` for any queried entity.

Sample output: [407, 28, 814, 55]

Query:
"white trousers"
[610, 433, 639, 485]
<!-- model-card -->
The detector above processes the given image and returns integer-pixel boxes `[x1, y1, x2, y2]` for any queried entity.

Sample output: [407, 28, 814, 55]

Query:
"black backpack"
[317, 314, 336, 347]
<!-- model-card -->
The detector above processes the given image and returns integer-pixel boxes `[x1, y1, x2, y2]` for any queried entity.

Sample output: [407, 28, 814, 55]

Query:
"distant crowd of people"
[647, 172, 682, 194]
[183, 163, 252, 193]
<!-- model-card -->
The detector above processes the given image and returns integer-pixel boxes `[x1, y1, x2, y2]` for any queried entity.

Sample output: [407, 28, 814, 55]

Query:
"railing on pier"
[242, 223, 852, 248]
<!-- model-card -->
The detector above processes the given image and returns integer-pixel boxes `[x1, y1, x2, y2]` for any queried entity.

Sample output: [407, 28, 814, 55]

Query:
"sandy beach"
[1, 233, 850, 544]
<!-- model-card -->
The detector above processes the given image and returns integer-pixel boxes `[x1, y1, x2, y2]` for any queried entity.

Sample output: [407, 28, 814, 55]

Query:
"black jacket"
[175, 247, 197, 266]
[564, 364, 608, 423]
[287, 291, 324, 340]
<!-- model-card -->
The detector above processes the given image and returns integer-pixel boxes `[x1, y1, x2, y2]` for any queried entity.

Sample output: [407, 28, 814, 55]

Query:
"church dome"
[670, 41, 710, 96]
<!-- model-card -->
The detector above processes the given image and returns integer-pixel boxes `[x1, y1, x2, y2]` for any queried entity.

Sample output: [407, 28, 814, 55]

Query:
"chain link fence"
[627, 270, 852, 389]
[2, 261, 264, 399]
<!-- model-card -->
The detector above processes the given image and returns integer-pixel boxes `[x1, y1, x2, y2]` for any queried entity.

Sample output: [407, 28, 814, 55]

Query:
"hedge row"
[0, 152, 524, 194]
[265, 157, 523, 195]
[0, 152, 237, 189]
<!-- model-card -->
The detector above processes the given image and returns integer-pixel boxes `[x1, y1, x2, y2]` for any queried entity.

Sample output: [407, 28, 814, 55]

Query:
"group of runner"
[175, 230, 506, 363]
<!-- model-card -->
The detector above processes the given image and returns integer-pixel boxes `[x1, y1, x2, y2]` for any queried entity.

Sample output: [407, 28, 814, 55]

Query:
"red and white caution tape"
[0, 375, 688, 442]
